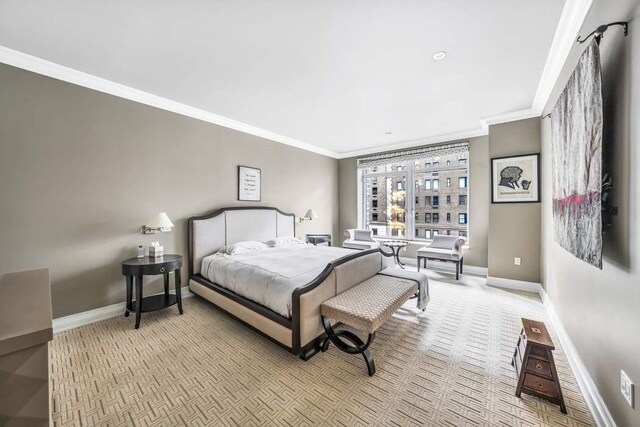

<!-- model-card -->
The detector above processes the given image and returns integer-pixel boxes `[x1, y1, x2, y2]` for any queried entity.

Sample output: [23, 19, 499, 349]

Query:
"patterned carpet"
[50, 270, 595, 426]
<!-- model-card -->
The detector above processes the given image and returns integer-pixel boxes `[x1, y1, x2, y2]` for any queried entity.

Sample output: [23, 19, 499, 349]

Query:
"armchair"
[342, 229, 380, 250]
[417, 235, 466, 279]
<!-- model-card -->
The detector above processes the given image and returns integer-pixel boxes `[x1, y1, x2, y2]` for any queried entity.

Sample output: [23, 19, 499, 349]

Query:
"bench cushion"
[320, 274, 418, 334]
[417, 247, 461, 261]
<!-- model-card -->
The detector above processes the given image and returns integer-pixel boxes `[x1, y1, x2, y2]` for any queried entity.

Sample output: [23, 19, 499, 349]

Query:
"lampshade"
[146, 212, 174, 229]
[305, 209, 318, 219]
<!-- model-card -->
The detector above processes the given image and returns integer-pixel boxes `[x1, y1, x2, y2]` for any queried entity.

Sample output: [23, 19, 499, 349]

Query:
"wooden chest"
[512, 318, 567, 414]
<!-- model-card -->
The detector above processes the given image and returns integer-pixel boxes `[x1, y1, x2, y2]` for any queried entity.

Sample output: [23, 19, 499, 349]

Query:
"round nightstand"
[121, 254, 183, 329]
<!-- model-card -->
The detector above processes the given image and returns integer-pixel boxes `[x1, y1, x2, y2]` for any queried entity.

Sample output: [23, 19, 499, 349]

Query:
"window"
[433, 230, 439, 236]
[446, 230, 451, 235]
[360, 142, 468, 241]
[459, 231, 467, 237]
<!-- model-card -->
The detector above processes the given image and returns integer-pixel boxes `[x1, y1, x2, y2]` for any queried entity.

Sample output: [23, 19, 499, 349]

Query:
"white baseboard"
[53, 287, 193, 334]
[400, 257, 488, 276]
[486, 276, 543, 293]
[540, 288, 616, 427]
[487, 275, 616, 427]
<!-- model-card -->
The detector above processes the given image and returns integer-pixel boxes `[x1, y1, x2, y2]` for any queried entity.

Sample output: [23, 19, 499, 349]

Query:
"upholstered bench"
[320, 274, 418, 376]
[417, 235, 466, 280]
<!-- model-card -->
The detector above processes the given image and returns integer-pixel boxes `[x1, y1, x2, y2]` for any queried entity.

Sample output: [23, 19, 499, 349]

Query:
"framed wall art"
[238, 165, 261, 202]
[491, 153, 540, 203]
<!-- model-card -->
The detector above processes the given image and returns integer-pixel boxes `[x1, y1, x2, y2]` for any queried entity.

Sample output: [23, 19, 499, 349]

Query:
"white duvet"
[200, 244, 355, 317]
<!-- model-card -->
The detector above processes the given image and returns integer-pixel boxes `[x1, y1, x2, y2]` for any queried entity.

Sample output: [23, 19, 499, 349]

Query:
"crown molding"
[532, 0, 594, 114]
[480, 108, 540, 130]
[1, 0, 591, 162]
[0, 45, 339, 159]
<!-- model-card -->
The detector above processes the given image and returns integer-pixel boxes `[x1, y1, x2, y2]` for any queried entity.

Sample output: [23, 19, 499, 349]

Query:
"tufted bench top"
[320, 274, 418, 334]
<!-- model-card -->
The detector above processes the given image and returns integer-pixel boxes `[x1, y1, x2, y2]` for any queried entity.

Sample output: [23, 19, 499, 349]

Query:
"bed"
[188, 207, 393, 359]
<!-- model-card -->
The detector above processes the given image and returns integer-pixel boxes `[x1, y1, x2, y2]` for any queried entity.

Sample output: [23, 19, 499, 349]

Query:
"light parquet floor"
[51, 270, 595, 426]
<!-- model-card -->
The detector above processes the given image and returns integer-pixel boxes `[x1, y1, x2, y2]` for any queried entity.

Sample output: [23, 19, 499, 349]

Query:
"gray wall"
[487, 118, 541, 282]
[541, 1, 640, 425]
[337, 136, 490, 268]
[0, 64, 339, 318]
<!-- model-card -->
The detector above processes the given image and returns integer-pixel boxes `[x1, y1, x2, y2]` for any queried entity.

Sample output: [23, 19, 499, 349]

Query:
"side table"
[121, 254, 183, 329]
[306, 234, 332, 246]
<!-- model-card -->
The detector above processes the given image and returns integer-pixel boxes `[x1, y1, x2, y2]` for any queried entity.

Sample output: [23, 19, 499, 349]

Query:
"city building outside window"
[359, 142, 468, 240]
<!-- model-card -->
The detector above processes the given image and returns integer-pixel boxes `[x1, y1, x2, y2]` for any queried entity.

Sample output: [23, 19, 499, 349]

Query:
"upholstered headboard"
[188, 207, 296, 275]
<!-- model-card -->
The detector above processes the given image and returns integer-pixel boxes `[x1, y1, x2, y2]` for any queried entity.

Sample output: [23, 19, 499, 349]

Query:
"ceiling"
[0, 0, 566, 157]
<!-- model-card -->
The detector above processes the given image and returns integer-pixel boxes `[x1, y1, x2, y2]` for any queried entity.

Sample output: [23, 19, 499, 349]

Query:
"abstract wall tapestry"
[551, 39, 603, 268]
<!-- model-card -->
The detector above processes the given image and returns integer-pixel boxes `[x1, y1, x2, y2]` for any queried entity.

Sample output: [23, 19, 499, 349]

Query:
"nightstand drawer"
[526, 358, 552, 378]
[523, 373, 557, 397]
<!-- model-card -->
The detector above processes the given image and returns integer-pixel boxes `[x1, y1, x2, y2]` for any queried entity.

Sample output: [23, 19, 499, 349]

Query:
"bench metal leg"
[321, 315, 376, 376]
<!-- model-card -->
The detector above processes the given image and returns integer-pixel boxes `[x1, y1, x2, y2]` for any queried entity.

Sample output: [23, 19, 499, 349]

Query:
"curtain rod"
[541, 21, 628, 120]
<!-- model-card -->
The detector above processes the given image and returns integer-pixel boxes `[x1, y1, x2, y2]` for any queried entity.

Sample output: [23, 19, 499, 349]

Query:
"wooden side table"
[306, 234, 332, 246]
[121, 254, 183, 329]
[512, 318, 566, 413]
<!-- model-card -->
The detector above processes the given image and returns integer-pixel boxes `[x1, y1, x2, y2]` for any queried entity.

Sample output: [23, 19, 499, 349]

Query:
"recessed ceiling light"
[432, 51, 447, 61]
[385, 131, 392, 135]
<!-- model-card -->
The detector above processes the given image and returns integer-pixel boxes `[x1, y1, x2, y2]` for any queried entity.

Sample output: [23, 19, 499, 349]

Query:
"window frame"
[360, 148, 469, 242]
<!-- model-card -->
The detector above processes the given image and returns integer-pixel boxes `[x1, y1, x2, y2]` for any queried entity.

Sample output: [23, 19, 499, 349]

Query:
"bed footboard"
[292, 248, 392, 357]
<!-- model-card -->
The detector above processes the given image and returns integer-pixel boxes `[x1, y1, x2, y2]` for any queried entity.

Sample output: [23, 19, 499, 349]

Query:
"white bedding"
[200, 244, 355, 317]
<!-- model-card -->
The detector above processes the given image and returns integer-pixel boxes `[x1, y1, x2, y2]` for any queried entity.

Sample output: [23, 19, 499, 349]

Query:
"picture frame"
[238, 165, 261, 201]
[491, 153, 540, 203]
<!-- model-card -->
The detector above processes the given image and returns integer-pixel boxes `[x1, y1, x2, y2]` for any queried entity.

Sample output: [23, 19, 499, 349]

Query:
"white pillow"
[219, 241, 268, 255]
[265, 236, 305, 247]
